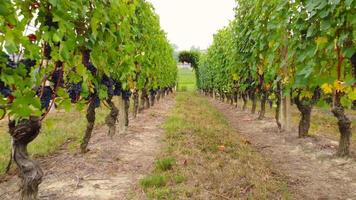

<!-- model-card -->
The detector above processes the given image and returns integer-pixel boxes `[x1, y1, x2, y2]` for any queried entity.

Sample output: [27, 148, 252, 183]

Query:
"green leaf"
[341, 96, 352, 108]
[343, 47, 355, 59]
[306, 25, 316, 38]
[52, 33, 61, 43]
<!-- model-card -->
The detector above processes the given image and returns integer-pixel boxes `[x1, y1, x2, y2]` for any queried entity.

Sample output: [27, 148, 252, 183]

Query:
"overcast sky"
[148, 0, 236, 51]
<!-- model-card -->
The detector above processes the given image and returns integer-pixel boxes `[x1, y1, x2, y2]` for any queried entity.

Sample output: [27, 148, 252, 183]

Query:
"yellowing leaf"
[301, 91, 313, 98]
[232, 73, 239, 81]
[258, 66, 264, 75]
[315, 37, 328, 46]
[321, 83, 333, 94]
[333, 80, 345, 92]
[268, 41, 275, 48]
[347, 88, 356, 101]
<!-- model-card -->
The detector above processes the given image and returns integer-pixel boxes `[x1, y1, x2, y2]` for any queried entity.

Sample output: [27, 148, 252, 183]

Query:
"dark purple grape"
[51, 62, 64, 87]
[114, 81, 122, 96]
[44, 15, 58, 29]
[44, 44, 52, 59]
[86, 63, 97, 75]
[94, 96, 100, 108]
[122, 90, 132, 100]
[37, 86, 53, 109]
[68, 83, 82, 103]
[150, 89, 157, 96]
[7, 60, 16, 68]
[101, 75, 114, 97]
[0, 53, 14, 97]
[18, 59, 36, 75]
[0, 81, 11, 97]
[88, 94, 100, 108]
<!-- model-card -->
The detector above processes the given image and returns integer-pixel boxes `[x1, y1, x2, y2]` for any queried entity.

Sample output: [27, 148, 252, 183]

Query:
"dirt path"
[209, 98, 356, 200]
[0, 95, 175, 200]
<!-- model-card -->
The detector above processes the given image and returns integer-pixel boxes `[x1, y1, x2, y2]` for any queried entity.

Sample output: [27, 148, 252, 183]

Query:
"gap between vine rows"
[208, 97, 356, 200]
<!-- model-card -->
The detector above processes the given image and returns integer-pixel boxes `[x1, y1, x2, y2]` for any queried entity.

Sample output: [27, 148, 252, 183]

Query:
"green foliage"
[178, 50, 200, 88]
[198, 0, 356, 105]
[0, 0, 177, 119]
[178, 51, 200, 69]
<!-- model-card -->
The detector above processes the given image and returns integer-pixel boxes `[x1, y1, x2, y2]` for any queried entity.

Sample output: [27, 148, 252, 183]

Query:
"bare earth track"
[209, 98, 356, 200]
[0, 95, 175, 200]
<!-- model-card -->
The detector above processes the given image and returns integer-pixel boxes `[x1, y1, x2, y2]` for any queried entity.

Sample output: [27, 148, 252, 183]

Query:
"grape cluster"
[150, 89, 157, 97]
[102, 75, 114, 97]
[114, 81, 122, 96]
[44, 44, 52, 59]
[18, 59, 36, 75]
[0, 53, 12, 97]
[122, 90, 132, 100]
[51, 63, 64, 87]
[0, 81, 11, 97]
[44, 15, 59, 29]
[68, 83, 82, 103]
[86, 63, 97, 75]
[37, 86, 53, 109]
[90, 93, 101, 108]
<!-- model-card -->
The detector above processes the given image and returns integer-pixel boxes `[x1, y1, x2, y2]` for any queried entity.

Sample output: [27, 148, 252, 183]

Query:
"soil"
[209, 98, 356, 200]
[0, 95, 175, 200]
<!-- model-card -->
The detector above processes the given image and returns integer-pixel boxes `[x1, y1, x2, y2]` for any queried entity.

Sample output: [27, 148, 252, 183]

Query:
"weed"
[140, 174, 167, 189]
[155, 157, 176, 171]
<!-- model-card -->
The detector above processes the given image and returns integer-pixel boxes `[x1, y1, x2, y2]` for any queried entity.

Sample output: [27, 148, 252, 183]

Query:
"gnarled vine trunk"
[258, 91, 267, 120]
[333, 92, 352, 157]
[275, 81, 282, 130]
[105, 96, 119, 137]
[156, 89, 161, 102]
[242, 93, 248, 111]
[251, 91, 257, 114]
[123, 96, 130, 127]
[294, 98, 312, 138]
[81, 100, 96, 153]
[133, 90, 139, 118]
[9, 117, 43, 200]
[150, 93, 155, 107]
[80, 48, 97, 153]
[139, 89, 147, 113]
[145, 93, 150, 109]
[234, 91, 238, 108]
[229, 94, 233, 105]
[294, 88, 320, 138]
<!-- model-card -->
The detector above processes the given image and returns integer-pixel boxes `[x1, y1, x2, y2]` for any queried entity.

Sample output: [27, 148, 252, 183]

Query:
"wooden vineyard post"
[118, 96, 126, 133]
[281, 94, 291, 132]
[280, 33, 291, 132]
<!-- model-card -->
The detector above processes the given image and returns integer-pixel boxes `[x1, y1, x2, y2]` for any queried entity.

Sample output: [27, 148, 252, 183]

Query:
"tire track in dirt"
[0, 95, 175, 200]
[209, 98, 356, 200]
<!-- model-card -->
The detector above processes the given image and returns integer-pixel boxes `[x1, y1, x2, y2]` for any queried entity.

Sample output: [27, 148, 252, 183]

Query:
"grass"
[177, 68, 196, 92]
[0, 104, 110, 174]
[155, 157, 176, 171]
[138, 92, 291, 199]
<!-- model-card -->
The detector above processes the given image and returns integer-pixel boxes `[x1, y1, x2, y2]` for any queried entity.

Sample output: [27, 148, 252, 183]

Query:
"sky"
[148, 0, 236, 51]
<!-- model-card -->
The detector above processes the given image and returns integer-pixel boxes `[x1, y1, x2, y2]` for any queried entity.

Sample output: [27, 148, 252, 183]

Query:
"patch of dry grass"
[139, 92, 291, 199]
